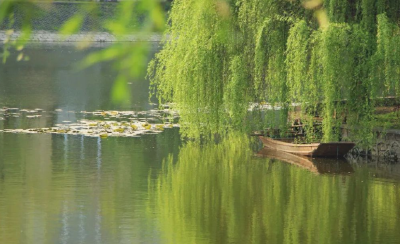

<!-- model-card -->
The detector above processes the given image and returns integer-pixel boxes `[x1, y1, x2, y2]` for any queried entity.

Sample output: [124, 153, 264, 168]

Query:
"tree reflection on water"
[151, 133, 400, 244]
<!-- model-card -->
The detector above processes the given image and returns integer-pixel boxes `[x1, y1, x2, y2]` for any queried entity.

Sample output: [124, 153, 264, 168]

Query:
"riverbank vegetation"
[149, 0, 400, 145]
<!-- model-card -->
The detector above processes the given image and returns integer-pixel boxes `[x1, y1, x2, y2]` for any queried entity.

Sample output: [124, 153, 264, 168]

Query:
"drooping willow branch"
[149, 0, 400, 143]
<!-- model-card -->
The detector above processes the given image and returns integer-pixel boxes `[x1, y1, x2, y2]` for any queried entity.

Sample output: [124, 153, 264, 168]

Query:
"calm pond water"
[0, 44, 400, 244]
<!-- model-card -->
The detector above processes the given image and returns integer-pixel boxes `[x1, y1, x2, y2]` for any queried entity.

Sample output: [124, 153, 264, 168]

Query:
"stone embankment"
[0, 31, 162, 43]
[342, 125, 400, 160]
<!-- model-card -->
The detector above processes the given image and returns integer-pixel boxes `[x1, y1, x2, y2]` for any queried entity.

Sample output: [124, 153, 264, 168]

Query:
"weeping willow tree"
[149, 0, 400, 144]
[148, 0, 296, 139]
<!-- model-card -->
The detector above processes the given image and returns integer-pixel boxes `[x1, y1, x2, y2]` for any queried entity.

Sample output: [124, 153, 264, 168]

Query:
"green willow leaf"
[150, 0, 400, 145]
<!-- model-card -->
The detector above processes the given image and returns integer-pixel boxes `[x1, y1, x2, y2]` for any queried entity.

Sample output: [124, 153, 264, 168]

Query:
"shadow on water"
[150, 134, 400, 244]
[255, 148, 354, 175]
[346, 154, 400, 182]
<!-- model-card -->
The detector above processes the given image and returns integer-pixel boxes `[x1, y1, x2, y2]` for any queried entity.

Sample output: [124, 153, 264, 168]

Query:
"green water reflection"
[0, 129, 180, 244]
[151, 134, 400, 244]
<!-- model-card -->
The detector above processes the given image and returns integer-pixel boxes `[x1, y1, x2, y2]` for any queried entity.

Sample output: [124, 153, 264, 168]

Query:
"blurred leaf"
[104, 22, 126, 35]
[105, 0, 137, 35]
[151, 5, 166, 31]
[119, 1, 135, 24]
[127, 44, 149, 77]
[17, 53, 23, 61]
[75, 35, 94, 50]
[81, 46, 123, 69]
[59, 14, 84, 36]
[216, 1, 231, 19]
[315, 9, 329, 29]
[5, 29, 14, 36]
[111, 76, 130, 105]
[17, 24, 31, 47]
[137, 0, 166, 32]
[2, 49, 10, 64]
[303, 0, 323, 9]
[0, 0, 13, 24]
[16, 45, 24, 51]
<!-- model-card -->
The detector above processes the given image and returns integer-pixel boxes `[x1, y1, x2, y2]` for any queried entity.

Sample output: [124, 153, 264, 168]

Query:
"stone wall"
[370, 129, 400, 159]
[0, 30, 162, 42]
[342, 125, 400, 160]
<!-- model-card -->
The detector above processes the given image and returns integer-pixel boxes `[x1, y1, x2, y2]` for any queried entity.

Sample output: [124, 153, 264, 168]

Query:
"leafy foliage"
[150, 0, 400, 144]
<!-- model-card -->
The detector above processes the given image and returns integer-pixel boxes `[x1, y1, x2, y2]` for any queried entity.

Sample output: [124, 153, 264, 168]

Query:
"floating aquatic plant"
[0, 107, 179, 138]
[0, 119, 178, 138]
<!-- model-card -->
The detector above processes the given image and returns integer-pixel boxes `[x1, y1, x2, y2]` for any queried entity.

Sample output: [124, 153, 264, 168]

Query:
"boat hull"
[259, 136, 355, 158]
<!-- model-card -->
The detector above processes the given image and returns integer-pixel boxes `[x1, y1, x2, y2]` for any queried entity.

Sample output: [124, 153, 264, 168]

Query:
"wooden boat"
[255, 148, 354, 175]
[259, 136, 355, 158]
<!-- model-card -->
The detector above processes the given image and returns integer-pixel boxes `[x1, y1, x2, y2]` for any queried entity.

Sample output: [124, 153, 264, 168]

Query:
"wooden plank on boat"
[259, 136, 319, 156]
